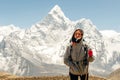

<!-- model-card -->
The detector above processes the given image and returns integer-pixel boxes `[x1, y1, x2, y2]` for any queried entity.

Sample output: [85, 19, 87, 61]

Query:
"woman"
[64, 29, 94, 80]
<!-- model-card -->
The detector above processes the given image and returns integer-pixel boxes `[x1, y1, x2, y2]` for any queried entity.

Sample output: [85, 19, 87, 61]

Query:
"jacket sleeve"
[64, 46, 74, 67]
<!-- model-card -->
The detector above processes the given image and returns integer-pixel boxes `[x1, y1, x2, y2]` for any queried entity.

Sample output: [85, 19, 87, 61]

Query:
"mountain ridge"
[0, 5, 120, 77]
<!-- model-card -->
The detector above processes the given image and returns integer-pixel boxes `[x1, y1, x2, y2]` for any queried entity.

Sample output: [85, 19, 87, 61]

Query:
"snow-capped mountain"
[0, 25, 22, 42]
[0, 5, 120, 77]
[100, 30, 120, 71]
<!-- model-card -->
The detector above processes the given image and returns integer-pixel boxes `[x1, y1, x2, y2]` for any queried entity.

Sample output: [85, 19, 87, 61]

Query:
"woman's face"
[74, 30, 82, 39]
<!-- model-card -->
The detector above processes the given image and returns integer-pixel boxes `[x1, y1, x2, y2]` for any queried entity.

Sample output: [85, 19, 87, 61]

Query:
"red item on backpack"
[88, 49, 93, 57]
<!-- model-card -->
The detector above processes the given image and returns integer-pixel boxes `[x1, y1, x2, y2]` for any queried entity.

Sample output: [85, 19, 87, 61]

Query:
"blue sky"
[0, 0, 120, 32]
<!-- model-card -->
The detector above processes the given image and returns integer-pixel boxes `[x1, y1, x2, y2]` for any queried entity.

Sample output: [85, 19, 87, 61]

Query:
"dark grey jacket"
[64, 41, 92, 75]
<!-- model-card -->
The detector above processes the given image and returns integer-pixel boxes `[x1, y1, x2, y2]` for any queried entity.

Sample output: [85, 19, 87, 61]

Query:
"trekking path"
[0, 72, 108, 80]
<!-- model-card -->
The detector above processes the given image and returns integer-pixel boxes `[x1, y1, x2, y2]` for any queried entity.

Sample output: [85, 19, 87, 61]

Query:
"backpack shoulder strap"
[70, 45, 72, 53]
[68, 45, 72, 61]
[84, 44, 88, 54]
[83, 44, 89, 65]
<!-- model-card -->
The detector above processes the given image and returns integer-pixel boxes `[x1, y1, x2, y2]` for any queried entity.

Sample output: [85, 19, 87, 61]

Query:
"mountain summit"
[48, 5, 71, 26]
[49, 5, 64, 15]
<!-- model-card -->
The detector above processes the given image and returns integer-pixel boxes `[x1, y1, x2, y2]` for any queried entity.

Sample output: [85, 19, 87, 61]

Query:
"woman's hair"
[70, 29, 84, 42]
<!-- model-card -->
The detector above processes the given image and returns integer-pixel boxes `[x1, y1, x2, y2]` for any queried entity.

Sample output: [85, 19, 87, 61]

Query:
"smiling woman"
[64, 28, 95, 80]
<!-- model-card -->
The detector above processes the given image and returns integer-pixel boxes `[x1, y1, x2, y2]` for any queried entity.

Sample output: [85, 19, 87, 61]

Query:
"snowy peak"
[32, 5, 72, 32]
[48, 5, 70, 22]
[49, 5, 65, 17]
[0, 24, 22, 42]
